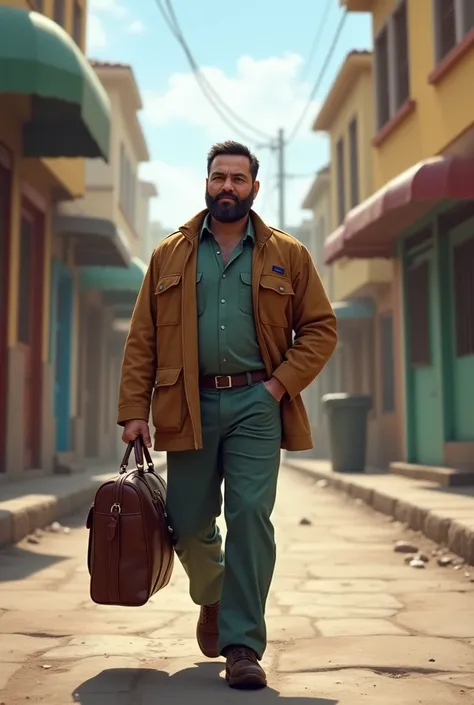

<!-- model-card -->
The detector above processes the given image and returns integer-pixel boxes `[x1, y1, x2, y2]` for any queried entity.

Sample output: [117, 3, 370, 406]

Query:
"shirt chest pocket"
[155, 274, 182, 326]
[238, 272, 254, 316]
[196, 272, 204, 316]
[259, 274, 294, 327]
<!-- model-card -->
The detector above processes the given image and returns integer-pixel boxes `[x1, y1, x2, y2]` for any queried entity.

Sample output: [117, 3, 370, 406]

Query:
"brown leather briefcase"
[86, 438, 175, 606]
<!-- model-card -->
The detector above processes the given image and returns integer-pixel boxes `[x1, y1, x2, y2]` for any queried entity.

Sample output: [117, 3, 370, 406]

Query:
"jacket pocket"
[259, 274, 294, 327]
[238, 272, 254, 315]
[196, 272, 204, 316]
[152, 366, 185, 433]
[155, 274, 182, 326]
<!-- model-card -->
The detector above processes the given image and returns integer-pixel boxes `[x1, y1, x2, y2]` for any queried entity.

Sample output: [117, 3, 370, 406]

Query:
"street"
[1, 464, 473, 704]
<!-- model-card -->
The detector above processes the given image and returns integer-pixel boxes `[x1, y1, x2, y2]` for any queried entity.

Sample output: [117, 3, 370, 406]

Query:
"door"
[405, 249, 444, 464]
[17, 204, 44, 469]
[84, 305, 102, 457]
[53, 264, 74, 452]
[0, 158, 11, 472]
[449, 228, 474, 441]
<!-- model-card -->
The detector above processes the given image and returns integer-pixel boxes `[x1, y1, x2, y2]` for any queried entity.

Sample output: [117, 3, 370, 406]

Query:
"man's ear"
[253, 180, 260, 198]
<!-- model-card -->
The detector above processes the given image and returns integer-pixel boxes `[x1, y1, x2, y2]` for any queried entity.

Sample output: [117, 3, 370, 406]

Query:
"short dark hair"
[207, 141, 260, 181]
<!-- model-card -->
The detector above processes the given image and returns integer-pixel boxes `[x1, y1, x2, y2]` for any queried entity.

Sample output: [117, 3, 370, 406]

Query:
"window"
[18, 217, 33, 345]
[393, 1, 410, 109]
[406, 261, 431, 367]
[380, 314, 395, 412]
[375, 28, 390, 129]
[73, 1, 83, 45]
[433, 0, 474, 63]
[348, 117, 359, 208]
[336, 137, 345, 224]
[119, 143, 137, 230]
[375, 0, 410, 130]
[453, 237, 474, 357]
[53, 0, 65, 27]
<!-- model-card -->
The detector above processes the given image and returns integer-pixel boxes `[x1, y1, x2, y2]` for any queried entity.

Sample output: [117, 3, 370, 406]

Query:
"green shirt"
[197, 214, 264, 376]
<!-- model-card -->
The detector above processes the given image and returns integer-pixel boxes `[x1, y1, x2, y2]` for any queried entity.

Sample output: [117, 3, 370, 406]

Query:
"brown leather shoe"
[225, 646, 267, 689]
[196, 601, 220, 658]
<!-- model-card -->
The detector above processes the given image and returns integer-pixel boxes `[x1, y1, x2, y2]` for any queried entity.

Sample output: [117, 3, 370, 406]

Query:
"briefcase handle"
[119, 436, 154, 475]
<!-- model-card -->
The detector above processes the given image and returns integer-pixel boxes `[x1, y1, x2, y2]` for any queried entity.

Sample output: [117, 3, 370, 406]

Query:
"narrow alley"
[1, 465, 473, 704]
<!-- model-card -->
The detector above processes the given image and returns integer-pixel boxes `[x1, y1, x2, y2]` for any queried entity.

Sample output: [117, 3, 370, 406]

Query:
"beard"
[205, 188, 255, 223]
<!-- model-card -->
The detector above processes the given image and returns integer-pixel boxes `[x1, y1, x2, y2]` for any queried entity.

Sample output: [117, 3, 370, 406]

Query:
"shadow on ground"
[73, 663, 338, 704]
[0, 545, 66, 581]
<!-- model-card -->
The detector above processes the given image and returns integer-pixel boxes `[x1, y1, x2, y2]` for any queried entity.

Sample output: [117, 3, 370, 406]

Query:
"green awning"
[79, 258, 147, 294]
[0, 8, 110, 160]
[332, 298, 375, 320]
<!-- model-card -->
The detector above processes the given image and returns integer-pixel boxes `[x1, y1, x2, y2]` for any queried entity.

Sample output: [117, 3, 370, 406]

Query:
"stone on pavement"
[1, 463, 473, 704]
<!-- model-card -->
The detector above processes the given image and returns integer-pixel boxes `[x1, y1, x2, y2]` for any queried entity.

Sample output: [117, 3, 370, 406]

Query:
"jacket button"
[279, 285, 284, 292]
[159, 284, 164, 291]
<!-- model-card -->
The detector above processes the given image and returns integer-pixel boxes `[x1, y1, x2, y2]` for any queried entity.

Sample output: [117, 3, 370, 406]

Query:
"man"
[118, 141, 337, 689]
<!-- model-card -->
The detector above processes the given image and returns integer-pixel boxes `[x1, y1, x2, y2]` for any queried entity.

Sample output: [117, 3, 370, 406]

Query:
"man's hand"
[263, 377, 286, 402]
[122, 420, 152, 448]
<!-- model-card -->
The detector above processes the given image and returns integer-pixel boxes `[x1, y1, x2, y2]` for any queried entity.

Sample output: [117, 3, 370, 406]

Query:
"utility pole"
[277, 127, 285, 230]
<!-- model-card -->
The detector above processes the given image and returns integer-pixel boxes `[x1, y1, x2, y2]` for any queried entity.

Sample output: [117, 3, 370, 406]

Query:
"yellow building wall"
[371, 0, 474, 188]
[326, 64, 392, 300]
[328, 69, 375, 229]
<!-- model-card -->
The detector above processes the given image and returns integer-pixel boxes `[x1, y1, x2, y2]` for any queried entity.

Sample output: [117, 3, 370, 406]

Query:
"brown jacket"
[117, 209, 337, 452]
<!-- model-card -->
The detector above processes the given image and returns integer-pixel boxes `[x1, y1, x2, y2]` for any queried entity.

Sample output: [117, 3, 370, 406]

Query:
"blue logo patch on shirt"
[272, 265, 285, 275]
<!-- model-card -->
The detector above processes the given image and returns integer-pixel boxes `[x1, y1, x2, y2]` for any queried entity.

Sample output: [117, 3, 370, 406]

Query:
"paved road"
[1, 465, 473, 704]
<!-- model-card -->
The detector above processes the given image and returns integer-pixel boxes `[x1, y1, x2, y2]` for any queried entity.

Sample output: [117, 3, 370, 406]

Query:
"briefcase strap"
[119, 437, 154, 475]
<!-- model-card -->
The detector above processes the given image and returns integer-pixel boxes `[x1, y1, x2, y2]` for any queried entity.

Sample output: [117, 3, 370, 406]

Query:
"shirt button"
[222, 274, 226, 278]
[221, 298, 225, 304]
[216, 250, 221, 255]
[222, 357, 227, 363]
[221, 325, 225, 330]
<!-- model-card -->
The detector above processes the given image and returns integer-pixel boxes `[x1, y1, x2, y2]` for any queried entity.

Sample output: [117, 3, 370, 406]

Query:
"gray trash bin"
[322, 393, 372, 473]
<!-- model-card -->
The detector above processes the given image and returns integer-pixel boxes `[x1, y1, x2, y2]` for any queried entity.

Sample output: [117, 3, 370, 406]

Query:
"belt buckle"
[215, 375, 232, 389]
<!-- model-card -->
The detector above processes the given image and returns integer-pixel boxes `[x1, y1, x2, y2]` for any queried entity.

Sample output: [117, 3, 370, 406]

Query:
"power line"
[155, 0, 273, 144]
[300, 0, 333, 81]
[258, 150, 278, 218]
[286, 8, 348, 144]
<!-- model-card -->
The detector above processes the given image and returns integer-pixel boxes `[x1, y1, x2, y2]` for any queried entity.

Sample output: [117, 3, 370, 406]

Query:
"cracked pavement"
[1, 464, 473, 703]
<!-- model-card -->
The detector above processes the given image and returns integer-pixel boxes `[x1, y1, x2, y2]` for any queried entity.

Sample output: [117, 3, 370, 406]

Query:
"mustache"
[216, 193, 239, 202]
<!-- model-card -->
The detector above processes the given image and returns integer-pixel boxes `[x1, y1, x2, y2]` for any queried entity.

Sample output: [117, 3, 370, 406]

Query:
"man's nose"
[222, 175, 233, 190]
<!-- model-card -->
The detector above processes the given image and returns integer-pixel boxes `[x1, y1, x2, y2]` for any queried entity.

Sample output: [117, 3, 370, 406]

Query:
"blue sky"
[87, 0, 372, 232]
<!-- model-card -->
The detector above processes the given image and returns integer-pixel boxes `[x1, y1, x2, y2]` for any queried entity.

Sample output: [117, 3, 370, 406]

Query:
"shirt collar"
[200, 213, 255, 242]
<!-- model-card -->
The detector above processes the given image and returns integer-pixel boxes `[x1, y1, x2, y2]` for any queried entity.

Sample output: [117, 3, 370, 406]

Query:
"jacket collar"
[179, 208, 273, 245]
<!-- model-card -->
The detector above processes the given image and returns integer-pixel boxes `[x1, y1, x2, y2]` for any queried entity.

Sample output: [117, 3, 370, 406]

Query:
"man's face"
[205, 154, 260, 223]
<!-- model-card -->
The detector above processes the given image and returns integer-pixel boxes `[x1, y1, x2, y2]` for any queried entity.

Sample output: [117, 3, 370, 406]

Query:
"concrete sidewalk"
[0, 453, 167, 547]
[284, 457, 474, 565]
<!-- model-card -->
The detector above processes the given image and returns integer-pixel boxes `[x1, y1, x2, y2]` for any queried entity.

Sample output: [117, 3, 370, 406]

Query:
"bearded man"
[118, 140, 337, 689]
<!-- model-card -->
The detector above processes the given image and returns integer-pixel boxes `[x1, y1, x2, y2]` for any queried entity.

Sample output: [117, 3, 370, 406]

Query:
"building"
[328, 0, 474, 475]
[58, 60, 152, 469]
[299, 167, 339, 456]
[312, 49, 398, 468]
[0, 4, 155, 481]
[137, 181, 158, 263]
[0, 2, 111, 479]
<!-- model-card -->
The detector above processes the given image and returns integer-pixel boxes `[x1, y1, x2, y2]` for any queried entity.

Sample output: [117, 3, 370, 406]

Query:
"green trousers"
[166, 381, 282, 659]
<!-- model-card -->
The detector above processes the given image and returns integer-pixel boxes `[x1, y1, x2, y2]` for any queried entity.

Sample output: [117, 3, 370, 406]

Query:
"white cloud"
[143, 53, 317, 139]
[88, 0, 127, 17]
[127, 19, 145, 34]
[140, 160, 205, 231]
[86, 14, 107, 51]
[141, 54, 325, 229]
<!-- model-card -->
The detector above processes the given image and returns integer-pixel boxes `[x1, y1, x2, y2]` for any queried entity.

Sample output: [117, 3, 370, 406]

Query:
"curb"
[0, 459, 167, 548]
[285, 459, 474, 566]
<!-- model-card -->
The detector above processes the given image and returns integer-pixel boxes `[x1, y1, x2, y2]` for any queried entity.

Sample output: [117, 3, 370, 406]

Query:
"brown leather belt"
[199, 369, 267, 390]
